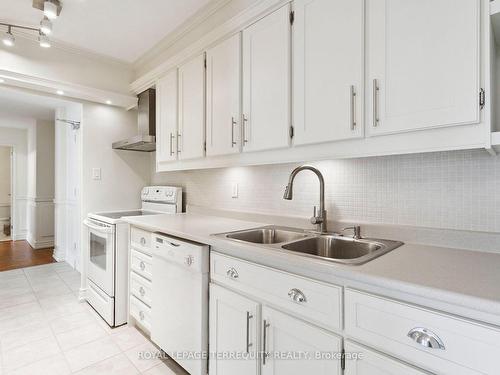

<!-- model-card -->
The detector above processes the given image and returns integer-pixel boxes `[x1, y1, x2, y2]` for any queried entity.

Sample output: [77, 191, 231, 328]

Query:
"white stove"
[83, 186, 182, 327]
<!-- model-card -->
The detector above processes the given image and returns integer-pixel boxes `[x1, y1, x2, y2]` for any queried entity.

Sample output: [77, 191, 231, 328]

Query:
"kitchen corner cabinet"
[209, 284, 260, 375]
[206, 33, 242, 157]
[366, 0, 481, 136]
[242, 4, 291, 153]
[261, 306, 342, 375]
[178, 53, 206, 160]
[293, 0, 364, 145]
[156, 69, 178, 164]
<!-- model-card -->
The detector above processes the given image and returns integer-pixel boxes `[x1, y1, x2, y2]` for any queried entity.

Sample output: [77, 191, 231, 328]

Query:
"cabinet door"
[293, 0, 364, 145]
[206, 33, 241, 157]
[242, 4, 291, 153]
[344, 341, 430, 375]
[367, 0, 480, 136]
[209, 284, 260, 375]
[156, 70, 178, 164]
[261, 306, 342, 375]
[178, 53, 206, 160]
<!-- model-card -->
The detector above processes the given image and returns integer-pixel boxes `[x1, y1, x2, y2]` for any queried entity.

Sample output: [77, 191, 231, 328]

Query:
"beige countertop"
[124, 212, 500, 326]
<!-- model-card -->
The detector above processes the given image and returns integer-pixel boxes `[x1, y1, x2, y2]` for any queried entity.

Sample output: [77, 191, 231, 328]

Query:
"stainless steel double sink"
[214, 226, 403, 265]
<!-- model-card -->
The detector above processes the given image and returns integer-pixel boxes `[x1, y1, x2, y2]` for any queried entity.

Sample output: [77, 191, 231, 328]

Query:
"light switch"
[92, 168, 101, 180]
[232, 183, 238, 198]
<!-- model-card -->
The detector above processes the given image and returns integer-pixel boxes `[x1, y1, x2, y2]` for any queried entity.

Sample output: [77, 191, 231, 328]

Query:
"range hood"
[112, 89, 156, 152]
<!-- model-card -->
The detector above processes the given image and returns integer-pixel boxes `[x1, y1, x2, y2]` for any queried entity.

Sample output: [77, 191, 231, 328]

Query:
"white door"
[209, 284, 260, 375]
[261, 306, 342, 375]
[178, 53, 206, 160]
[156, 69, 178, 164]
[293, 0, 364, 145]
[344, 341, 429, 375]
[367, 0, 481, 136]
[206, 33, 241, 157]
[83, 218, 115, 296]
[242, 4, 291, 153]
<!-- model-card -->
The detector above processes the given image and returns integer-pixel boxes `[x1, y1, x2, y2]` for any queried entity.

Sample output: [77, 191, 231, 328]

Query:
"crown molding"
[0, 70, 137, 109]
[133, 0, 233, 69]
[130, 0, 288, 93]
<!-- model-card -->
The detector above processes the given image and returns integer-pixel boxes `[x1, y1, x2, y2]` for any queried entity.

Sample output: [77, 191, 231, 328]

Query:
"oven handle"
[83, 219, 114, 234]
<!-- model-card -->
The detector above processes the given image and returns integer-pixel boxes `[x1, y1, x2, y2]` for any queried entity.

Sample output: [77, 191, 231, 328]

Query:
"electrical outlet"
[232, 183, 239, 198]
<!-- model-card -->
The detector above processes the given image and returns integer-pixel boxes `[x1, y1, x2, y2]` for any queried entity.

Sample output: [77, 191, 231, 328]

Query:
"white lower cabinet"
[344, 341, 430, 375]
[209, 284, 260, 375]
[261, 305, 342, 375]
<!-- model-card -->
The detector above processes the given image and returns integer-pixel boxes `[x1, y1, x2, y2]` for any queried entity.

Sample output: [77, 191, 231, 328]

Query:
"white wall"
[0, 38, 133, 94]
[0, 115, 33, 239]
[151, 149, 500, 234]
[0, 146, 11, 220]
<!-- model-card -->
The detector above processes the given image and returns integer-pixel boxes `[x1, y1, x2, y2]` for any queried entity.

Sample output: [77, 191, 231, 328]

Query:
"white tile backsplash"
[152, 149, 500, 233]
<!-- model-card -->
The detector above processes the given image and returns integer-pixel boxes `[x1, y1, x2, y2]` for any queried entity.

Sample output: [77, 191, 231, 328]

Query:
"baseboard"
[27, 235, 54, 249]
[52, 245, 66, 261]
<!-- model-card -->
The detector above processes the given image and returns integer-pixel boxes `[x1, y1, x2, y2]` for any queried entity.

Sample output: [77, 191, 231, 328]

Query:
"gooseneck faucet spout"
[283, 165, 327, 233]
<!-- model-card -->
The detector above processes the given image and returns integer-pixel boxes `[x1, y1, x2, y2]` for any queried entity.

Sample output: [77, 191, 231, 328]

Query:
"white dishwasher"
[151, 233, 209, 375]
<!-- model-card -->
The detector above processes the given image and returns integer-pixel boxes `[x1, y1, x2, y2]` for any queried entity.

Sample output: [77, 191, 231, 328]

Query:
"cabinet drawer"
[211, 252, 342, 331]
[130, 295, 151, 333]
[131, 227, 152, 254]
[345, 289, 500, 375]
[130, 271, 152, 307]
[131, 249, 153, 281]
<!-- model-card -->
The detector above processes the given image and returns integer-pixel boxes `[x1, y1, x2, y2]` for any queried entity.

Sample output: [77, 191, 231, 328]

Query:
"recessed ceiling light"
[44, 1, 58, 20]
[2, 27, 15, 47]
[56, 90, 64, 95]
[40, 17, 52, 35]
[106, 100, 112, 105]
[39, 33, 51, 48]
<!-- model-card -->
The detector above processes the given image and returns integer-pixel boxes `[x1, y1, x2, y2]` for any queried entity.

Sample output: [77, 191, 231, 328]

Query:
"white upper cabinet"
[206, 33, 242, 157]
[178, 53, 206, 160]
[209, 284, 259, 375]
[367, 0, 481, 136]
[242, 4, 291, 153]
[293, 0, 364, 146]
[156, 69, 178, 164]
[261, 306, 342, 375]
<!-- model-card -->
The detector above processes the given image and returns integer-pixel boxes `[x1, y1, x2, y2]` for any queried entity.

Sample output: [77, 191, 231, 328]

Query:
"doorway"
[0, 146, 12, 242]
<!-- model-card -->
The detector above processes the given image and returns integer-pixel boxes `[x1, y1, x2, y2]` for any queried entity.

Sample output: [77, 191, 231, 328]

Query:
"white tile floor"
[0, 263, 187, 375]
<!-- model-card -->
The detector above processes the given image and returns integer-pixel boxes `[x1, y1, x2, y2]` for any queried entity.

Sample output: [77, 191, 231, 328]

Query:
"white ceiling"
[0, 87, 70, 120]
[0, 0, 212, 63]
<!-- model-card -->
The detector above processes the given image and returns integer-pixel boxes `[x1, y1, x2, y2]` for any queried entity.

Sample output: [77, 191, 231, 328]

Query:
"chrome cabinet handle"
[262, 320, 270, 365]
[169, 132, 175, 156]
[226, 267, 239, 279]
[407, 328, 445, 350]
[139, 287, 145, 296]
[246, 311, 253, 353]
[139, 261, 146, 271]
[242, 114, 248, 144]
[288, 288, 306, 303]
[231, 117, 237, 147]
[350, 85, 357, 130]
[373, 79, 380, 127]
[140, 237, 146, 246]
[177, 133, 182, 153]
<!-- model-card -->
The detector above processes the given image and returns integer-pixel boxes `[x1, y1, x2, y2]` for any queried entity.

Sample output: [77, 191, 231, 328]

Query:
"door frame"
[0, 144, 15, 240]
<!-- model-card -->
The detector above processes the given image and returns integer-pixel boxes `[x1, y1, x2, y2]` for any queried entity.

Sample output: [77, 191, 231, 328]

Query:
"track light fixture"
[43, 0, 58, 20]
[40, 17, 52, 35]
[2, 26, 15, 47]
[0, 22, 52, 49]
[39, 32, 51, 48]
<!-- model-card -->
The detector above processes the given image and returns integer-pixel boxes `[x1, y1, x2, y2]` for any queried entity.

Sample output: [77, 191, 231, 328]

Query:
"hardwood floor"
[0, 240, 55, 272]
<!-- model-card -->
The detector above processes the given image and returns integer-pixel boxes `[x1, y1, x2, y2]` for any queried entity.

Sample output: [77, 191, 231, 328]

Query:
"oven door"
[83, 218, 115, 296]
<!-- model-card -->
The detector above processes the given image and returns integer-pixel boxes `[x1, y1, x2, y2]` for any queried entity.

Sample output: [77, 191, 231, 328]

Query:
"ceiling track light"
[0, 22, 53, 49]
[40, 16, 52, 35]
[32, 0, 62, 19]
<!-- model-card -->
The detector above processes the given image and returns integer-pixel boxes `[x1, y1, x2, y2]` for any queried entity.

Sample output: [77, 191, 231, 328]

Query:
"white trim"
[0, 70, 137, 110]
[131, 0, 289, 93]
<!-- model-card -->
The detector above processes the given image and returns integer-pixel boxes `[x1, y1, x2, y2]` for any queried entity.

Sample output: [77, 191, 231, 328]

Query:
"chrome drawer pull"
[140, 237, 146, 246]
[288, 288, 306, 303]
[407, 327, 445, 350]
[139, 311, 145, 321]
[139, 261, 146, 271]
[246, 311, 253, 353]
[262, 320, 270, 365]
[139, 287, 145, 297]
[226, 267, 239, 279]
